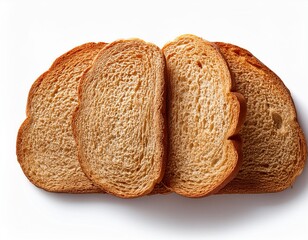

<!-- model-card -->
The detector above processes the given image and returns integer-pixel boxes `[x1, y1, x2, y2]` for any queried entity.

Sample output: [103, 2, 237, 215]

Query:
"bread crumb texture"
[73, 39, 166, 198]
[17, 43, 106, 193]
[216, 42, 307, 193]
[163, 35, 243, 197]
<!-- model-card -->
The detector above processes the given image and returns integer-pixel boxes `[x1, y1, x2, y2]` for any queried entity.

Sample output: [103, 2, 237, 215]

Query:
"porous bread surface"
[162, 35, 244, 197]
[216, 42, 307, 193]
[73, 39, 166, 198]
[17, 42, 106, 193]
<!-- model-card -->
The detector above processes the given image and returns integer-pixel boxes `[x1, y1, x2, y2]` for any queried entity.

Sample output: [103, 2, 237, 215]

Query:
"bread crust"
[209, 135, 244, 195]
[162, 35, 246, 197]
[72, 39, 166, 198]
[216, 42, 307, 193]
[16, 42, 106, 193]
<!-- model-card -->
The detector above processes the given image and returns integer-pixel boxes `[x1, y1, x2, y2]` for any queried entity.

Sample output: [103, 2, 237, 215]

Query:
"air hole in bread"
[261, 163, 269, 168]
[232, 49, 253, 57]
[272, 112, 282, 129]
[196, 61, 202, 69]
[197, 104, 201, 112]
[232, 49, 242, 56]
[51, 85, 60, 97]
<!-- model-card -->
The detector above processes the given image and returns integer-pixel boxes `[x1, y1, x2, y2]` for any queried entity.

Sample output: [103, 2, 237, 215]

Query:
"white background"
[1, 0, 308, 239]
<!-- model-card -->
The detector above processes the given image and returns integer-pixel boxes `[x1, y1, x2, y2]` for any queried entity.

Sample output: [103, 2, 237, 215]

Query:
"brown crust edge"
[207, 135, 243, 196]
[16, 42, 106, 193]
[150, 58, 171, 195]
[72, 39, 167, 198]
[215, 42, 308, 193]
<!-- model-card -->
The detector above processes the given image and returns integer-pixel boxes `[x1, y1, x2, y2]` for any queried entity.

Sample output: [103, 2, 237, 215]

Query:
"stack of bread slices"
[17, 34, 307, 198]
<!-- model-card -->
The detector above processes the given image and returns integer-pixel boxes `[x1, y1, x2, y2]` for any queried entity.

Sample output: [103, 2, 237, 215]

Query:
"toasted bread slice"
[72, 39, 166, 198]
[17, 42, 106, 193]
[216, 42, 307, 193]
[162, 35, 245, 197]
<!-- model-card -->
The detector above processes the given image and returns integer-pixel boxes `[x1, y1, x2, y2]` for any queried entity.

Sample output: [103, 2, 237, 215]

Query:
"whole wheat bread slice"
[216, 42, 307, 193]
[72, 39, 166, 198]
[17, 42, 106, 193]
[162, 35, 246, 197]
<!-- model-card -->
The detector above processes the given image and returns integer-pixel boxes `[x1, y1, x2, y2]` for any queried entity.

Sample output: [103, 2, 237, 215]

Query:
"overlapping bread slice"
[216, 42, 307, 193]
[17, 42, 106, 193]
[72, 39, 166, 198]
[162, 35, 246, 197]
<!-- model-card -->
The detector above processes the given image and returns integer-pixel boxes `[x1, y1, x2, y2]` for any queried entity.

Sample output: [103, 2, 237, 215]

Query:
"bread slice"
[16, 42, 106, 193]
[72, 39, 166, 198]
[216, 42, 307, 193]
[162, 34, 246, 197]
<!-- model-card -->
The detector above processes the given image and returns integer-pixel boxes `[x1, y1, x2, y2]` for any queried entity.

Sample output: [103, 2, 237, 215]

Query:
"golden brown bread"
[17, 37, 305, 196]
[72, 39, 166, 198]
[17, 42, 106, 193]
[162, 35, 246, 197]
[216, 42, 307, 193]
